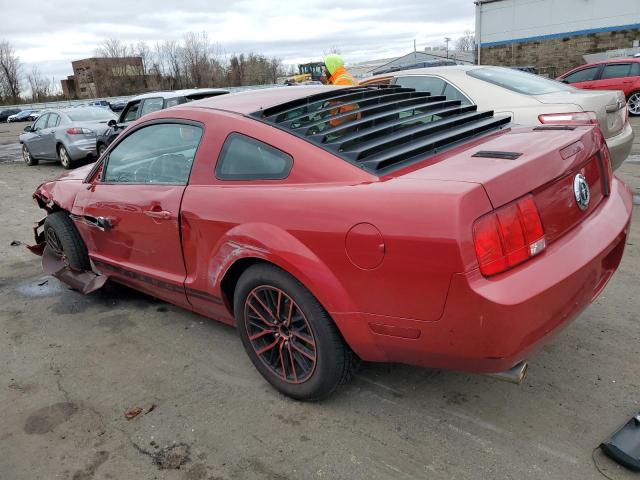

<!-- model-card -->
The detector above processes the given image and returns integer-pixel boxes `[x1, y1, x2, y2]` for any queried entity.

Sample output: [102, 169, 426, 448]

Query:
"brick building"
[475, 0, 640, 77]
[61, 57, 145, 99]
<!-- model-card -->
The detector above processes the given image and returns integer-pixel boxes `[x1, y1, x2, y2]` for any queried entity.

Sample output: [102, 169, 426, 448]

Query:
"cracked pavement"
[1, 119, 640, 479]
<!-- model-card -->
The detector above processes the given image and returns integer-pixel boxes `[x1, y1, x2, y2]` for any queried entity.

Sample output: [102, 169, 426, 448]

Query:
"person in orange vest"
[323, 54, 358, 126]
[324, 54, 357, 86]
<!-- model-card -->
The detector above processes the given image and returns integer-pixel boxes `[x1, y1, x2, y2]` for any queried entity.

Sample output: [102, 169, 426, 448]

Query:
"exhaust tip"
[486, 361, 528, 384]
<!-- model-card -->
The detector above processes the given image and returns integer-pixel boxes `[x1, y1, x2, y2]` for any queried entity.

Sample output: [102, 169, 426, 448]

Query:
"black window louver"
[249, 85, 512, 174]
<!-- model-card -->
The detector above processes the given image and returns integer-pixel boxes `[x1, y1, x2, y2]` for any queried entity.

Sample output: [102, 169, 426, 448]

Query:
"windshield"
[65, 108, 116, 121]
[467, 67, 576, 95]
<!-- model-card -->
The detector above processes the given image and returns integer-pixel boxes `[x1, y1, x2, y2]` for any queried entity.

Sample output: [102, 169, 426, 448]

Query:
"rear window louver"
[249, 85, 511, 174]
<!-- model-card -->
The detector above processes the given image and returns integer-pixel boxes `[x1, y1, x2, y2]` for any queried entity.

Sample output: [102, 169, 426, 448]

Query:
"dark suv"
[0, 108, 22, 122]
[96, 88, 229, 155]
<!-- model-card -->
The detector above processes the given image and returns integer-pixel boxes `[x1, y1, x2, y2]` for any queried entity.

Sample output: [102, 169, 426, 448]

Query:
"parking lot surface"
[1, 119, 639, 479]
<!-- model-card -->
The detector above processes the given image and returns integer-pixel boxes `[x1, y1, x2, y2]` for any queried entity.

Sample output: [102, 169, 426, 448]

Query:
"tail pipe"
[485, 361, 528, 384]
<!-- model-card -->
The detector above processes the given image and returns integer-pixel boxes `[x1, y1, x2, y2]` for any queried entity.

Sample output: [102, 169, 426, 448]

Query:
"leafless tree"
[456, 30, 476, 52]
[0, 40, 22, 103]
[26, 66, 52, 101]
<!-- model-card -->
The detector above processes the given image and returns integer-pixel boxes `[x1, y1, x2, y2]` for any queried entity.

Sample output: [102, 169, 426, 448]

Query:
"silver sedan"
[20, 107, 117, 169]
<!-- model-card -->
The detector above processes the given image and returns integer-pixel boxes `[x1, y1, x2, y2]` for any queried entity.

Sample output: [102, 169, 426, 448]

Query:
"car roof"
[366, 64, 482, 81]
[188, 85, 352, 114]
[128, 88, 230, 102]
[580, 57, 640, 67]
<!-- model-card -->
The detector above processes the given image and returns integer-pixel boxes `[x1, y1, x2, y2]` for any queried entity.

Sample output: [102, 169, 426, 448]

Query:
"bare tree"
[456, 30, 476, 52]
[134, 41, 151, 75]
[0, 40, 22, 103]
[26, 66, 51, 101]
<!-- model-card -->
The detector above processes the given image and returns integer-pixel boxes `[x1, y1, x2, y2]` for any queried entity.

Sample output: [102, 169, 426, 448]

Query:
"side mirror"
[560, 78, 569, 84]
[107, 119, 117, 128]
[23, 125, 32, 133]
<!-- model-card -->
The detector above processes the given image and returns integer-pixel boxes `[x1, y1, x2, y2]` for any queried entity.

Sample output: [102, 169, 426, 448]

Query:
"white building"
[475, 0, 640, 75]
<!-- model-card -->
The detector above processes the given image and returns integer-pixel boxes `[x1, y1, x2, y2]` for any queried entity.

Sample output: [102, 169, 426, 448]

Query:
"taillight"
[538, 112, 598, 125]
[473, 194, 546, 276]
[66, 127, 93, 135]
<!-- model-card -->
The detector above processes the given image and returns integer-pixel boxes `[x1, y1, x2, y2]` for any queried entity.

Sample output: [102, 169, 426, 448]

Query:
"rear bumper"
[67, 138, 97, 160]
[606, 121, 634, 171]
[333, 178, 633, 373]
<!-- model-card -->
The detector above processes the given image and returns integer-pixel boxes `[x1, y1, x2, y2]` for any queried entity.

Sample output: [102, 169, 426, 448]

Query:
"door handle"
[144, 209, 172, 220]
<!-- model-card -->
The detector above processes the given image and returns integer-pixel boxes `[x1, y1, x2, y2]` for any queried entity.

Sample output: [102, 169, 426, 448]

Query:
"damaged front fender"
[41, 246, 108, 295]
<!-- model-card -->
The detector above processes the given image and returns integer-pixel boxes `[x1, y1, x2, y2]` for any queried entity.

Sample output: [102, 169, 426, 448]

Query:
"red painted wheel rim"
[244, 285, 317, 384]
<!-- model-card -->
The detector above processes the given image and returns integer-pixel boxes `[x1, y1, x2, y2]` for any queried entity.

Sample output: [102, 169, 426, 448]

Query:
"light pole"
[444, 37, 451, 59]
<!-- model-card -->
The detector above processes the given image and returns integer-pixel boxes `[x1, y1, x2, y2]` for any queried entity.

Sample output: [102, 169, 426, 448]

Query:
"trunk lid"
[398, 125, 611, 244]
[534, 89, 627, 139]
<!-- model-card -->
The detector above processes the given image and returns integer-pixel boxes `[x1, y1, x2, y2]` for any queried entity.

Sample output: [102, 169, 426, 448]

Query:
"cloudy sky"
[1, 0, 474, 82]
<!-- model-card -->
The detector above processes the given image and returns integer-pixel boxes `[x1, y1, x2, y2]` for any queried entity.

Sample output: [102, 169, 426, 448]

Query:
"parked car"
[361, 65, 633, 170]
[20, 107, 117, 168]
[556, 58, 640, 116]
[7, 110, 35, 122]
[96, 88, 229, 156]
[27, 85, 632, 400]
[0, 108, 21, 122]
[27, 110, 41, 121]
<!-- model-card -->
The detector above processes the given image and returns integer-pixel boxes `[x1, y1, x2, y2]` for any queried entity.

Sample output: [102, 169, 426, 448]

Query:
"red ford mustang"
[28, 85, 632, 400]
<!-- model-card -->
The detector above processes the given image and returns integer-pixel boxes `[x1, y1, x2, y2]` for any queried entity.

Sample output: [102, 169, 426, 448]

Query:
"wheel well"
[220, 257, 268, 313]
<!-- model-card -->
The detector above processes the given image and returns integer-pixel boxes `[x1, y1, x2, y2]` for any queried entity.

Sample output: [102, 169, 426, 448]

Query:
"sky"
[0, 0, 475, 83]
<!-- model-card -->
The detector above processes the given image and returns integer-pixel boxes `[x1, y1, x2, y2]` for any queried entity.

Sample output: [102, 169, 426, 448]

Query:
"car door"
[41, 112, 61, 159]
[593, 63, 636, 95]
[72, 120, 205, 308]
[560, 65, 602, 90]
[27, 114, 50, 157]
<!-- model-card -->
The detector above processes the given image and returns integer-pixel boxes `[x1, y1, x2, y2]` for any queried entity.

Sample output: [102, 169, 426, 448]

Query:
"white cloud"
[0, 0, 474, 80]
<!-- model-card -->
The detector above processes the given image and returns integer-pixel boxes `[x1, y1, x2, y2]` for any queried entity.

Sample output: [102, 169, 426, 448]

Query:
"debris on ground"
[124, 403, 156, 420]
[153, 443, 190, 470]
[10, 240, 21, 246]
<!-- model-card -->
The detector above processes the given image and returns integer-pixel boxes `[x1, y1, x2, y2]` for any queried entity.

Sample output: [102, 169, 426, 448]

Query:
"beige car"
[361, 65, 633, 170]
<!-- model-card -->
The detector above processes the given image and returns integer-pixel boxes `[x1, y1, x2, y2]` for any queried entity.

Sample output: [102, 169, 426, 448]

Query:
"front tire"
[57, 144, 73, 169]
[22, 144, 38, 166]
[97, 143, 107, 157]
[43, 211, 90, 270]
[234, 264, 358, 401]
[628, 91, 640, 116]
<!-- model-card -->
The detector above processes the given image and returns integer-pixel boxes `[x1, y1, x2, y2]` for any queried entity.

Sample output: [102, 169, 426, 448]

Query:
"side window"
[563, 66, 600, 83]
[121, 101, 140, 122]
[33, 114, 48, 131]
[632, 63, 640, 76]
[46, 113, 60, 128]
[103, 123, 203, 185]
[165, 98, 181, 108]
[601, 63, 632, 80]
[442, 82, 472, 105]
[394, 75, 446, 95]
[140, 97, 164, 117]
[216, 133, 293, 180]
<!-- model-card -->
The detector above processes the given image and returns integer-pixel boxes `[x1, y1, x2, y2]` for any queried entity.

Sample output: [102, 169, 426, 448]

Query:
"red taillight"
[538, 111, 598, 125]
[473, 194, 546, 276]
[66, 127, 93, 135]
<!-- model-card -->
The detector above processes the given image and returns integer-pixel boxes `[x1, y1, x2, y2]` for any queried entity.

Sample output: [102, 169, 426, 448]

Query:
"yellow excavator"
[279, 62, 325, 85]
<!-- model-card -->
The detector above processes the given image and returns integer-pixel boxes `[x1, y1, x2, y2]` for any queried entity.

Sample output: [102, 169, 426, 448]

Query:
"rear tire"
[43, 211, 90, 270]
[57, 144, 73, 169]
[234, 264, 358, 401]
[22, 144, 38, 166]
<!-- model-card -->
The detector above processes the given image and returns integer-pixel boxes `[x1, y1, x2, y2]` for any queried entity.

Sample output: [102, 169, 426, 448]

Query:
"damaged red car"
[29, 85, 633, 400]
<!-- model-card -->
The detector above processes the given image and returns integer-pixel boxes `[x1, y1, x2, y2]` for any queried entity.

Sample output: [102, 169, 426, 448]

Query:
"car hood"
[55, 162, 96, 181]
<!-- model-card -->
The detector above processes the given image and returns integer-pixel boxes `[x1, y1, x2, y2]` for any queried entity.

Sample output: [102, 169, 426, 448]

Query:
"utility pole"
[444, 37, 451, 58]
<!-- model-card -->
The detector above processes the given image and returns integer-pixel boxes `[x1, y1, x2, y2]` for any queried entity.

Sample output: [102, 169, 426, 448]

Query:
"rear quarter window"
[216, 133, 293, 180]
